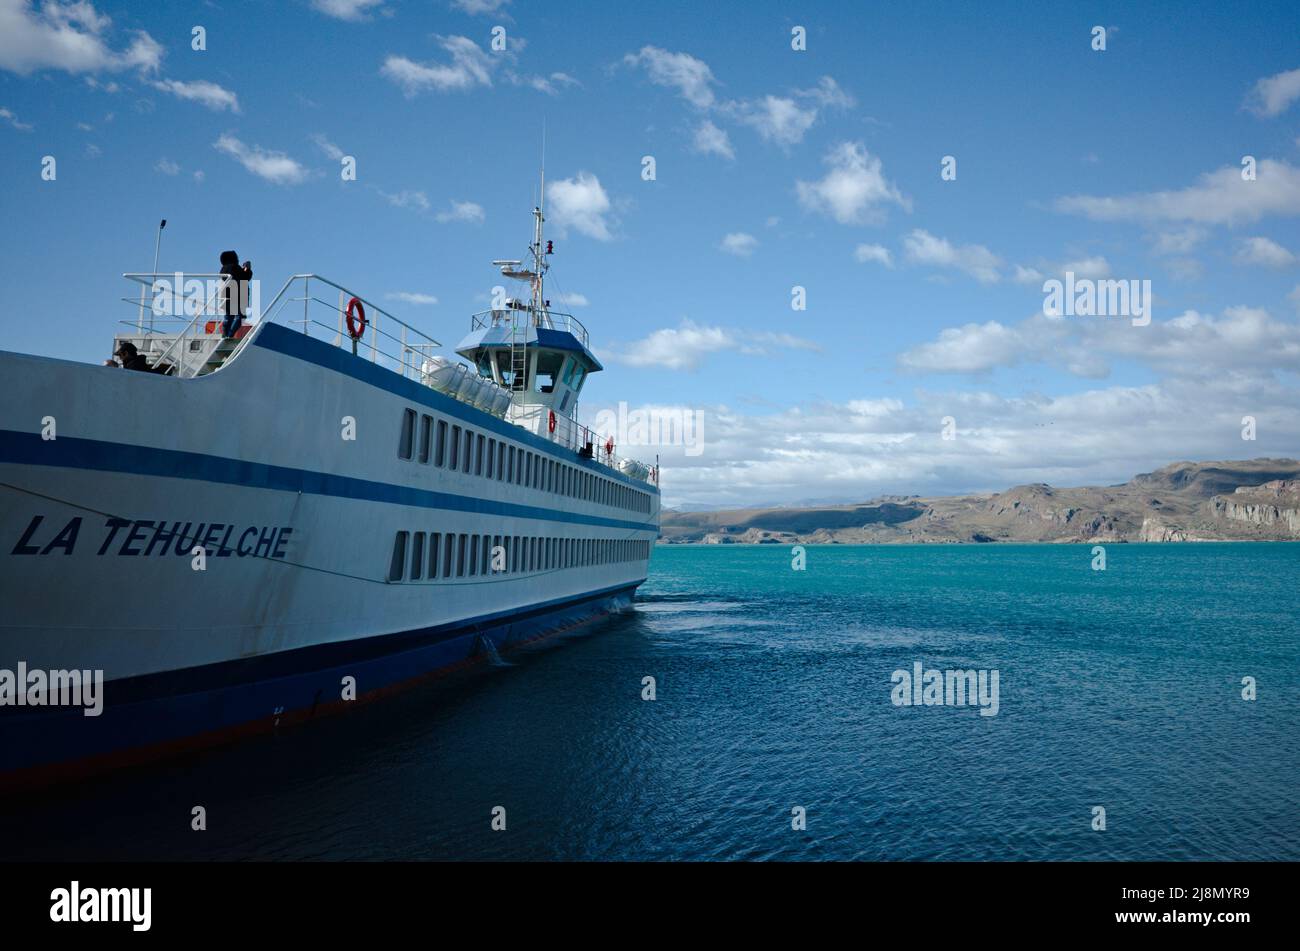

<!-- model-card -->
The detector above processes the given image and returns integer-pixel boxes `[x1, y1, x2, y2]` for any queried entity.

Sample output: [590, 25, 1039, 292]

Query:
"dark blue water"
[4, 544, 1297, 861]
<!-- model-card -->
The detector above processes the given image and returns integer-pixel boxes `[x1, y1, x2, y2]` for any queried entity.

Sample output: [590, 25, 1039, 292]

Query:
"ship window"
[411, 532, 424, 579]
[435, 420, 447, 467]
[571, 365, 586, 391]
[389, 531, 408, 581]
[496, 441, 505, 480]
[429, 533, 440, 579]
[492, 535, 502, 573]
[475, 433, 484, 476]
[456, 534, 467, 577]
[443, 533, 454, 578]
[524, 452, 532, 488]
[481, 534, 491, 574]
[486, 439, 495, 479]
[449, 425, 461, 469]
[559, 391, 571, 414]
[507, 446, 516, 483]
[561, 357, 574, 384]
[469, 535, 479, 576]
[462, 429, 473, 473]
[399, 410, 415, 460]
[418, 415, 432, 464]
[512, 535, 521, 573]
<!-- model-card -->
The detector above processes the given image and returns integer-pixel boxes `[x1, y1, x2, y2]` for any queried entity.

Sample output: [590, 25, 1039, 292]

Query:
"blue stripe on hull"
[0, 583, 639, 781]
[0, 429, 653, 533]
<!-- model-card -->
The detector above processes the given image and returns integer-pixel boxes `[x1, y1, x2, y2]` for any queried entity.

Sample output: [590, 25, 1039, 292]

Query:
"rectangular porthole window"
[443, 533, 454, 579]
[475, 434, 485, 476]
[429, 532, 440, 579]
[435, 420, 447, 467]
[482, 534, 491, 574]
[418, 415, 432, 464]
[398, 409, 415, 460]
[469, 535, 479, 576]
[486, 439, 496, 479]
[462, 429, 473, 473]
[411, 532, 424, 579]
[457, 534, 467, 577]
[450, 425, 461, 470]
[389, 531, 408, 582]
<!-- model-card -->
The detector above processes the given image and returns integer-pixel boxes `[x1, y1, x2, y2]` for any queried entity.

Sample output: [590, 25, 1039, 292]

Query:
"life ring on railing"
[604, 437, 614, 457]
[548, 409, 557, 433]
[345, 297, 367, 339]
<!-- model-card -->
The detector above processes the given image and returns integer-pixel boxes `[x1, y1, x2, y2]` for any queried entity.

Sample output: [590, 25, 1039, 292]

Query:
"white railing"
[471, 307, 589, 348]
[121, 272, 442, 380]
[510, 403, 657, 485]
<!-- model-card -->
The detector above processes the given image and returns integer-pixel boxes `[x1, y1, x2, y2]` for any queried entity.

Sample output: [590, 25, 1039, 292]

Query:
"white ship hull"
[0, 321, 659, 785]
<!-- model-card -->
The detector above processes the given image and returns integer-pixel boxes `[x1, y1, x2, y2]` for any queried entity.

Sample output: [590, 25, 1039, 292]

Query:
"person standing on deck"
[218, 250, 253, 338]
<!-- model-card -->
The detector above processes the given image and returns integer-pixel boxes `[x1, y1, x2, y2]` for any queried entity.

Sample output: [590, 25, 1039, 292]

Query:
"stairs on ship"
[196, 336, 240, 376]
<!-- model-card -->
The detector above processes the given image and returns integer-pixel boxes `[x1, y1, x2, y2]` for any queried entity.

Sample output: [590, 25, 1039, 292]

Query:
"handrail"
[470, 308, 589, 348]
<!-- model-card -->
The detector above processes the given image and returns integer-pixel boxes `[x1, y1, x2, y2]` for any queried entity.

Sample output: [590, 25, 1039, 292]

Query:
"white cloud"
[213, 134, 309, 185]
[1054, 159, 1300, 224]
[1245, 66, 1300, 118]
[149, 78, 239, 113]
[0, 105, 32, 130]
[609, 320, 819, 370]
[632, 368, 1300, 508]
[899, 320, 1028, 374]
[548, 171, 613, 241]
[436, 199, 485, 224]
[796, 142, 910, 225]
[385, 292, 438, 305]
[154, 157, 179, 175]
[854, 243, 893, 267]
[380, 35, 493, 95]
[719, 232, 757, 256]
[451, 0, 511, 13]
[903, 229, 1002, 284]
[692, 119, 734, 159]
[192, 169, 204, 183]
[508, 70, 578, 95]
[378, 189, 431, 211]
[733, 95, 816, 147]
[622, 46, 716, 108]
[312, 0, 385, 20]
[1235, 236, 1296, 267]
[1149, 226, 1207, 255]
[311, 133, 344, 160]
[1059, 256, 1110, 280]
[1013, 265, 1045, 284]
[0, 0, 162, 75]
[898, 305, 1300, 378]
[724, 76, 853, 148]
[558, 292, 589, 308]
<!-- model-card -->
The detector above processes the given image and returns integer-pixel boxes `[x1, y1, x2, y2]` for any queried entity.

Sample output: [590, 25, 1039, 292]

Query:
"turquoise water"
[5, 543, 1298, 860]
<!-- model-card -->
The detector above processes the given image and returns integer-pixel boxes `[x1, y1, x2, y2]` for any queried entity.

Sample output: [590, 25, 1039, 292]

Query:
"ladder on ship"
[508, 308, 528, 395]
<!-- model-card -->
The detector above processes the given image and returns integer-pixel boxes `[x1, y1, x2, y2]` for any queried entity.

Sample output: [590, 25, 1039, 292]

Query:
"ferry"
[0, 185, 661, 788]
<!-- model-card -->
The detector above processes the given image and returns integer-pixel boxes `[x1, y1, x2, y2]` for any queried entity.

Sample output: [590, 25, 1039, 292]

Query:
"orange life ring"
[345, 297, 367, 339]
[548, 410, 557, 433]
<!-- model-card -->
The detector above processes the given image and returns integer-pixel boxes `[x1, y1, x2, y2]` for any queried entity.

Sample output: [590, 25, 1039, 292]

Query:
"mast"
[532, 133, 546, 319]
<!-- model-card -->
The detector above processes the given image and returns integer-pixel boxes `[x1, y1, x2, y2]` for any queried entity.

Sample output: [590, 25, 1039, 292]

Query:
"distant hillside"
[659, 458, 1300, 545]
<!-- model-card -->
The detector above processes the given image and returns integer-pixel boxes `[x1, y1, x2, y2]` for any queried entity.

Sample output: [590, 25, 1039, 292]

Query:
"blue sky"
[2, 0, 1299, 507]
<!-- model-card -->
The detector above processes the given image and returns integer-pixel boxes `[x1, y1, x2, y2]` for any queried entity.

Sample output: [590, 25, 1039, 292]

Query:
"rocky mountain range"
[659, 458, 1300, 545]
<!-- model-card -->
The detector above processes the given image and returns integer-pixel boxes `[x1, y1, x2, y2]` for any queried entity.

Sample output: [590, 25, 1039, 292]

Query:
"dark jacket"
[220, 262, 253, 318]
[121, 353, 152, 372]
